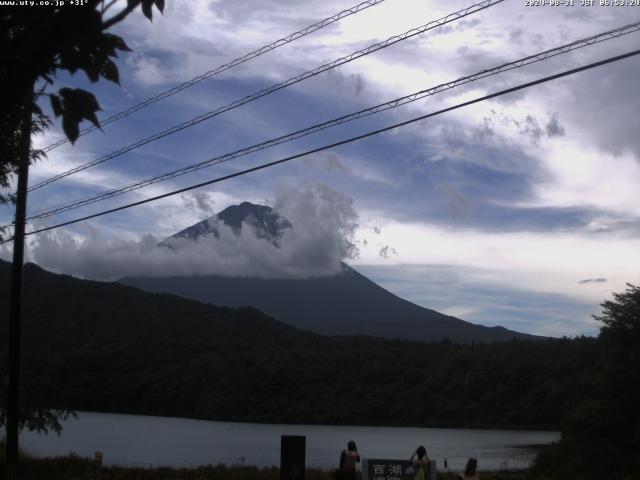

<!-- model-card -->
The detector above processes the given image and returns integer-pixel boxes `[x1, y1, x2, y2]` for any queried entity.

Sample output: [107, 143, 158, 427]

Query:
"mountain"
[0, 260, 315, 353]
[122, 202, 541, 343]
[0, 262, 583, 431]
[160, 201, 292, 247]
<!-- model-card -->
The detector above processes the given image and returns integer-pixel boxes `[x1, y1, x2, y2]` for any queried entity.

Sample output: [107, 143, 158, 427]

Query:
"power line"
[6, 48, 638, 245]
[24, 21, 640, 222]
[28, 0, 504, 192]
[40, 0, 388, 154]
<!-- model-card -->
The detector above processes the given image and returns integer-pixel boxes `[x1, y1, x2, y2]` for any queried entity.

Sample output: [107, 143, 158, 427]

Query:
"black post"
[280, 435, 305, 480]
[6, 85, 33, 480]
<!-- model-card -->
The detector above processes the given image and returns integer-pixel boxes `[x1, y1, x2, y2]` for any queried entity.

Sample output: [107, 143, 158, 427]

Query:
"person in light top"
[409, 445, 430, 480]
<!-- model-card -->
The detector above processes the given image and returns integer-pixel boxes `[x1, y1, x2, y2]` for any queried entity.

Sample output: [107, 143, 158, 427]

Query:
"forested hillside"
[0, 261, 316, 352]
[0, 260, 599, 431]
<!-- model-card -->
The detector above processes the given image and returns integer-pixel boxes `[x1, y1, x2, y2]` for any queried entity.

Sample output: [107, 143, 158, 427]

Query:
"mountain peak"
[162, 201, 292, 247]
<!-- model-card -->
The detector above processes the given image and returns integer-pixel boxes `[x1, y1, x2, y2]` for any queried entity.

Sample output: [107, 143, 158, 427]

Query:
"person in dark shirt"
[462, 458, 479, 480]
[338, 440, 360, 480]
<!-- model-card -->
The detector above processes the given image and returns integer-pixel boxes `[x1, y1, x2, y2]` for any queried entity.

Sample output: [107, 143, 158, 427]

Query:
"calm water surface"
[21, 412, 558, 472]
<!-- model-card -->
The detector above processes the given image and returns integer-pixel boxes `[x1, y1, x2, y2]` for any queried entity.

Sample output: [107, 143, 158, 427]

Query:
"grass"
[2, 457, 326, 480]
[0, 454, 544, 480]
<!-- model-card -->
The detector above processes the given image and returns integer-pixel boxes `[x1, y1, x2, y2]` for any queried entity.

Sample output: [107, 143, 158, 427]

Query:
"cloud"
[545, 113, 565, 138]
[578, 278, 607, 284]
[180, 191, 216, 217]
[324, 69, 366, 98]
[379, 245, 397, 258]
[19, 183, 358, 280]
[469, 110, 565, 147]
[352, 218, 640, 305]
[128, 55, 171, 87]
[302, 151, 396, 186]
[522, 115, 544, 146]
[435, 183, 472, 220]
[355, 264, 601, 337]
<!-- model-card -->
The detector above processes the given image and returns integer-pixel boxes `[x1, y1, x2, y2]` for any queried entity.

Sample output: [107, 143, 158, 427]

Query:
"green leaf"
[100, 59, 120, 84]
[141, 0, 153, 20]
[84, 111, 101, 129]
[62, 115, 80, 144]
[57, 88, 102, 139]
[49, 93, 62, 118]
[58, 87, 75, 101]
[103, 33, 131, 53]
[83, 55, 101, 83]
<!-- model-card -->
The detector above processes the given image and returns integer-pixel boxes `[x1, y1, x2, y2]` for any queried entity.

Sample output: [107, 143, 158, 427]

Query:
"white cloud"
[531, 142, 640, 217]
[13, 182, 358, 280]
[352, 218, 640, 304]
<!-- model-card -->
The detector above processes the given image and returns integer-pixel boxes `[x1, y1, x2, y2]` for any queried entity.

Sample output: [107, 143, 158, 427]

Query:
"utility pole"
[6, 82, 34, 480]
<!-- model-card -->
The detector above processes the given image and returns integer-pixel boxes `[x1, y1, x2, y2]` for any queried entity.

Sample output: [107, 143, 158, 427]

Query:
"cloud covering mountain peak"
[5, 183, 358, 281]
[161, 201, 293, 248]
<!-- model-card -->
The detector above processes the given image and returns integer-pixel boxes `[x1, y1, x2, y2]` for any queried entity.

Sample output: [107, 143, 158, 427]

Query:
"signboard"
[362, 459, 437, 480]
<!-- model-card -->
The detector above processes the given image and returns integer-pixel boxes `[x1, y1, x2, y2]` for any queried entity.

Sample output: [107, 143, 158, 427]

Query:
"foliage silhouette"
[534, 284, 640, 480]
[0, 0, 165, 433]
[0, 0, 164, 207]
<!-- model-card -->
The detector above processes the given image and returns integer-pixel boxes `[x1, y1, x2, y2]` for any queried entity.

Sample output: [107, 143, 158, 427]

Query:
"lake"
[20, 411, 559, 472]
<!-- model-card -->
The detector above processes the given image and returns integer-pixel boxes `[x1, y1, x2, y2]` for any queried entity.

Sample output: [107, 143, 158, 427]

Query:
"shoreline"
[50, 409, 563, 433]
[1, 454, 535, 480]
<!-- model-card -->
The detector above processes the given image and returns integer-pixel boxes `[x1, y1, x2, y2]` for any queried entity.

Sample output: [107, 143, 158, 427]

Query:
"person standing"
[338, 440, 360, 480]
[409, 446, 430, 480]
[462, 458, 479, 480]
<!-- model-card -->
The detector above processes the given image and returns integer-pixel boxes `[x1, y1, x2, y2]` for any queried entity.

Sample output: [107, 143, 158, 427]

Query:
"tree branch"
[102, 0, 142, 30]
[102, 0, 119, 15]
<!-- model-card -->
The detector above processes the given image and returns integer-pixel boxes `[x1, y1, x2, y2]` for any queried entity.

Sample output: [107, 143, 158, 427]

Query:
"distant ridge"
[123, 202, 542, 343]
[0, 260, 315, 352]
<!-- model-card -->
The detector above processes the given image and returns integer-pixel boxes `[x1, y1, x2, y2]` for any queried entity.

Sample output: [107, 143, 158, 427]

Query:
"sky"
[3, 0, 640, 337]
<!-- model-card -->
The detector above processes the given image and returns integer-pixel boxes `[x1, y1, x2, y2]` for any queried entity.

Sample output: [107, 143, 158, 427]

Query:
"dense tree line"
[533, 284, 640, 480]
[2, 337, 598, 431]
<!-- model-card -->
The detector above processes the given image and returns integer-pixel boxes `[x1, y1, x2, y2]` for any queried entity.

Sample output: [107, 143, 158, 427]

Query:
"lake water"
[20, 412, 559, 472]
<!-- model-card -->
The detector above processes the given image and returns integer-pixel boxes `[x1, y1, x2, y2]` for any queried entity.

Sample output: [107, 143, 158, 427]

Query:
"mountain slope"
[123, 202, 541, 343]
[123, 263, 538, 343]
[0, 260, 316, 353]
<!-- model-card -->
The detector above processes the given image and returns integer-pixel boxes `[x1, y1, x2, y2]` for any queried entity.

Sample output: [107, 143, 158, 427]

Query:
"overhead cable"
[40, 0, 388, 153]
[4, 48, 637, 244]
[25, 21, 640, 222]
[29, 0, 504, 192]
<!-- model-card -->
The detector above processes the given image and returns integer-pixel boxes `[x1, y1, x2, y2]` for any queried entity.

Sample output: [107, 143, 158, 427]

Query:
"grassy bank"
[0, 454, 540, 480]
